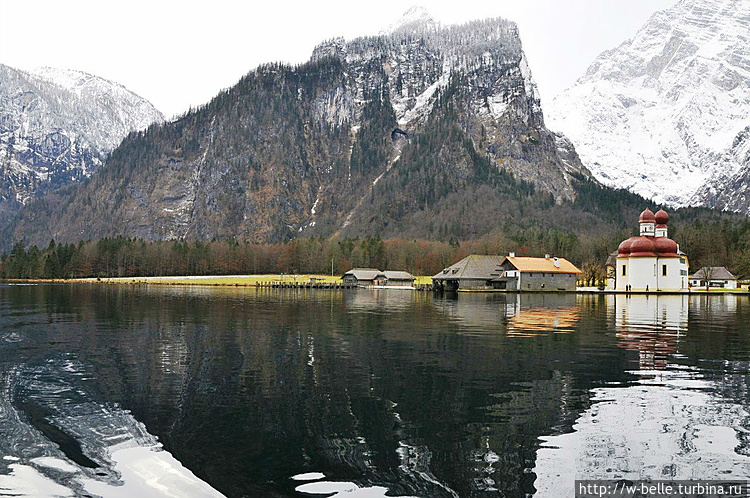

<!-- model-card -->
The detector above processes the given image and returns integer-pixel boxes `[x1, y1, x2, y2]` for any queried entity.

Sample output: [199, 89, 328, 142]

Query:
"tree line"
[2, 217, 750, 281]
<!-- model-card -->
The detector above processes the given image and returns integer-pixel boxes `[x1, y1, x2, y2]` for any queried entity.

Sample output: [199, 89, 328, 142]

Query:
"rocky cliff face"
[698, 126, 750, 210]
[547, 0, 750, 211]
[8, 10, 592, 246]
[0, 64, 164, 220]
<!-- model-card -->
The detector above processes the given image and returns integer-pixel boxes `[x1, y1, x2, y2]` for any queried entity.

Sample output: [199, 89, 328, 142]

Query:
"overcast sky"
[0, 0, 676, 118]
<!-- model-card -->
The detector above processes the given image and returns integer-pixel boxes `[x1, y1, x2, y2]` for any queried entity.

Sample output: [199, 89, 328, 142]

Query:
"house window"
[662, 264, 667, 276]
[622, 265, 626, 276]
[680, 258, 686, 264]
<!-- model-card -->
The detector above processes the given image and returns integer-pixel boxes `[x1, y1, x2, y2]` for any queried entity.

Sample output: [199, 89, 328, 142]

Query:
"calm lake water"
[0, 284, 749, 497]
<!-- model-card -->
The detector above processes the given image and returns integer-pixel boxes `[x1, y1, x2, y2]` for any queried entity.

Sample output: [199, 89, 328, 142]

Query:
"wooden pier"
[256, 281, 358, 289]
[256, 281, 434, 291]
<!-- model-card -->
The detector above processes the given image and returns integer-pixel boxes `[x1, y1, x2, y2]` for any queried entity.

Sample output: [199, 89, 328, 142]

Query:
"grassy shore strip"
[62, 274, 436, 287]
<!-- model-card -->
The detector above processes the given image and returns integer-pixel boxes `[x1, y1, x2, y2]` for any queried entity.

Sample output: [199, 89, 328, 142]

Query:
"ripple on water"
[533, 367, 750, 497]
[0, 356, 225, 497]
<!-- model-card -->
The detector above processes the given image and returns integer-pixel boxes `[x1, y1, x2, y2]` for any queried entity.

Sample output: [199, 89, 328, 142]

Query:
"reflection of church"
[608, 208, 689, 291]
[611, 294, 688, 369]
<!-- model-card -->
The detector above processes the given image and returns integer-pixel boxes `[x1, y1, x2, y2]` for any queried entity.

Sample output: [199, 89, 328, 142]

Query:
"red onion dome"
[617, 236, 639, 255]
[629, 236, 657, 257]
[654, 237, 678, 256]
[654, 209, 669, 225]
[639, 208, 656, 223]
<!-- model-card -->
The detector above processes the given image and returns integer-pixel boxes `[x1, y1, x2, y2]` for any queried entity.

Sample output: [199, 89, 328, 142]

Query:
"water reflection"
[534, 294, 750, 497]
[612, 294, 688, 369]
[0, 286, 748, 497]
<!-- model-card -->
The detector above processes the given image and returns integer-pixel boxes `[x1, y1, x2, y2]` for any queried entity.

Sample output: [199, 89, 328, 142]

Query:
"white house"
[689, 267, 738, 289]
[611, 208, 689, 292]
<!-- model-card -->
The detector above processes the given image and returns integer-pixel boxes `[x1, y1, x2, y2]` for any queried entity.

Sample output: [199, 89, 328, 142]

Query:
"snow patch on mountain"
[546, 0, 750, 209]
[0, 63, 164, 207]
[381, 5, 438, 35]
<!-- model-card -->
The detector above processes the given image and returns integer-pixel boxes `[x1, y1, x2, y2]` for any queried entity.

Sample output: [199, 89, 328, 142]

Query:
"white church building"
[609, 208, 689, 292]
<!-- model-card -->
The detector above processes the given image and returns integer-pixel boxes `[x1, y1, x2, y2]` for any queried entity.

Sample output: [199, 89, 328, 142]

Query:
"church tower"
[639, 208, 656, 237]
[654, 209, 669, 238]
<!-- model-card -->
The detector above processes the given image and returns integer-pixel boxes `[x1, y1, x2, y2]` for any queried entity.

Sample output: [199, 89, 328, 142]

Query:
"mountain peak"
[547, 0, 750, 210]
[381, 5, 438, 35]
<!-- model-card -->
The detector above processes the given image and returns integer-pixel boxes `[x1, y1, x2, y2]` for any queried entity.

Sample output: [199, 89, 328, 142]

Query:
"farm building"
[502, 255, 581, 291]
[432, 254, 581, 291]
[689, 267, 738, 289]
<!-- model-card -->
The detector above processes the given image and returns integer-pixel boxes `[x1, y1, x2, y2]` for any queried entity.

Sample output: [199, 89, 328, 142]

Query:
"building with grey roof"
[342, 269, 381, 287]
[432, 255, 504, 291]
[689, 267, 738, 289]
[433, 254, 581, 291]
[343, 269, 416, 288]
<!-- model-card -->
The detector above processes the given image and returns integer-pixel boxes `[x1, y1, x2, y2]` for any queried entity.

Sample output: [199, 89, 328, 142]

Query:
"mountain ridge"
[6, 11, 605, 248]
[0, 63, 164, 223]
[547, 0, 750, 211]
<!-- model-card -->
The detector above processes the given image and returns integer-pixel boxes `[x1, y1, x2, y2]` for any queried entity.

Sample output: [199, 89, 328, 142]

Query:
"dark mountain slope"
[8, 16, 600, 247]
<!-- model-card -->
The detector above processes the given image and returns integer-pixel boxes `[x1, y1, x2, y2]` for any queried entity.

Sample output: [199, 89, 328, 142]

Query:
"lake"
[0, 284, 748, 497]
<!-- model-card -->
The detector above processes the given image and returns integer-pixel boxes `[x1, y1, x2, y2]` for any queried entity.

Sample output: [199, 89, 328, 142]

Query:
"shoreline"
[1, 277, 749, 295]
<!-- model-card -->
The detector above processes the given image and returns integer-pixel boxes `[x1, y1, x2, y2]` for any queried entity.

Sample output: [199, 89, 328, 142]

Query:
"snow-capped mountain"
[546, 0, 750, 210]
[380, 5, 438, 35]
[0, 64, 163, 213]
[8, 8, 594, 246]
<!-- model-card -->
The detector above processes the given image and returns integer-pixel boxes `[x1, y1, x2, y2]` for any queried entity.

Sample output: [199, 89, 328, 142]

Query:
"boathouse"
[343, 269, 416, 288]
[432, 254, 581, 291]
[374, 271, 416, 287]
[342, 268, 380, 287]
[432, 255, 504, 291]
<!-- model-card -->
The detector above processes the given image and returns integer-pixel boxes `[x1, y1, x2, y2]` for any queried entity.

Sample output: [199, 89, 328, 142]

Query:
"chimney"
[509, 252, 515, 257]
[553, 257, 560, 268]
[545, 254, 551, 259]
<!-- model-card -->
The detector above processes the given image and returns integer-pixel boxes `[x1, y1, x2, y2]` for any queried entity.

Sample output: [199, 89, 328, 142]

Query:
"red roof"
[654, 209, 669, 225]
[629, 236, 656, 257]
[639, 208, 656, 223]
[617, 236, 639, 255]
[653, 237, 678, 256]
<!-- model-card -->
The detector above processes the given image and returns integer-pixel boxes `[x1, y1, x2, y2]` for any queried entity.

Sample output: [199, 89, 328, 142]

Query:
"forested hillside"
[4, 206, 749, 282]
[4, 17, 590, 247]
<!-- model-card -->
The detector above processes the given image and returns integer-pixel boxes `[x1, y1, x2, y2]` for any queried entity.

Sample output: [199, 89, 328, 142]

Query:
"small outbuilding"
[374, 271, 416, 287]
[689, 267, 738, 289]
[342, 268, 380, 287]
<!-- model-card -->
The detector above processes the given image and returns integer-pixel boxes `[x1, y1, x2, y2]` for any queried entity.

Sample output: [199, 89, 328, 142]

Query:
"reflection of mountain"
[0, 285, 637, 498]
[4, 286, 749, 497]
[0, 357, 223, 497]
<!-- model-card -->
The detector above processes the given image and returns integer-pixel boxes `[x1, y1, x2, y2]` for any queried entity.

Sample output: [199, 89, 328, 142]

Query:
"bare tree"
[699, 266, 717, 291]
